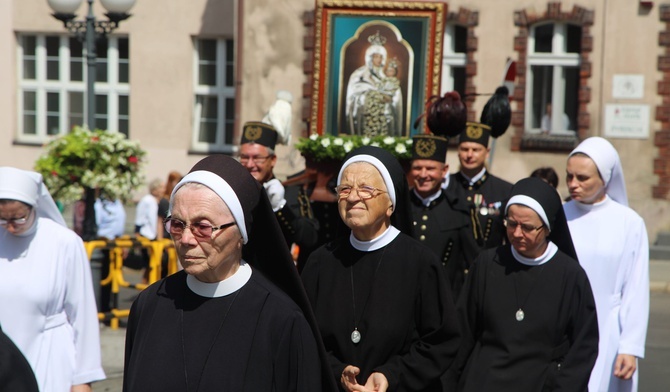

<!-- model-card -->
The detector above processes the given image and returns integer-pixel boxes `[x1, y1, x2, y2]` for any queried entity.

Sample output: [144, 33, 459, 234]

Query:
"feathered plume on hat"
[479, 86, 511, 138]
[413, 91, 467, 138]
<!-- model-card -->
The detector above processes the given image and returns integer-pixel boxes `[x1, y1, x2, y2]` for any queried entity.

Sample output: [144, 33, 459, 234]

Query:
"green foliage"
[294, 134, 413, 162]
[34, 126, 147, 203]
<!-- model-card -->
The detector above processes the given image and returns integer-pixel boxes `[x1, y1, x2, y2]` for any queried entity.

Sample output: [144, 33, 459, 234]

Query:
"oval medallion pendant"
[351, 329, 361, 344]
[515, 309, 525, 322]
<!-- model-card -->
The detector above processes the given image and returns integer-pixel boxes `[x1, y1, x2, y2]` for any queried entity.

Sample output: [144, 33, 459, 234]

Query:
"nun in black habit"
[301, 146, 460, 392]
[450, 177, 598, 391]
[123, 155, 337, 392]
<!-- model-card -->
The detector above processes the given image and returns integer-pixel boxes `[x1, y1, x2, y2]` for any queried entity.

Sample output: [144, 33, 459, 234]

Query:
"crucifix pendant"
[516, 309, 525, 322]
[351, 328, 361, 344]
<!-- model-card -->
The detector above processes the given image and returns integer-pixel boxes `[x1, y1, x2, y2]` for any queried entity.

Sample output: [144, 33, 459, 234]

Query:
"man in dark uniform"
[282, 160, 348, 272]
[448, 122, 513, 249]
[239, 121, 319, 260]
[409, 134, 482, 297]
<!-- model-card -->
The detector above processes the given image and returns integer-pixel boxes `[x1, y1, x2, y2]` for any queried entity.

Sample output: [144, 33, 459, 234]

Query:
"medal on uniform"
[351, 328, 361, 344]
[516, 309, 525, 322]
[480, 206, 489, 216]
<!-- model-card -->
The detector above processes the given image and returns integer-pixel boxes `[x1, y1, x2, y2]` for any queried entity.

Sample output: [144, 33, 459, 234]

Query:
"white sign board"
[612, 75, 644, 99]
[604, 104, 650, 139]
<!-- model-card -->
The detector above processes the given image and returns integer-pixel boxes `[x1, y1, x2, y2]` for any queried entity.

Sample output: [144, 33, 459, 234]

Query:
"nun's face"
[506, 204, 549, 258]
[0, 200, 35, 236]
[170, 185, 243, 283]
[338, 163, 393, 241]
[566, 155, 606, 204]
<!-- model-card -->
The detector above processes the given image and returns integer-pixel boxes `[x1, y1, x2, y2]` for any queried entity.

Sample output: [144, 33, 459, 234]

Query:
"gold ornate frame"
[310, 0, 446, 136]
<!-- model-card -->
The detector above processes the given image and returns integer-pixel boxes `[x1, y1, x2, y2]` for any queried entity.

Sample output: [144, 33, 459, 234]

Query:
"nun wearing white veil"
[564, 137, 649, 392]
[0, 167, 105, 392]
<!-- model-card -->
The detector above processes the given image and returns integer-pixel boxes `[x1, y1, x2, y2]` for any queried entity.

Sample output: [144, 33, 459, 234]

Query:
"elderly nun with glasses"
[449, 177, 599, 391]
[301, 146, 460, 392]
[123, 155, 337, 392]
[0, 167, 105, 392]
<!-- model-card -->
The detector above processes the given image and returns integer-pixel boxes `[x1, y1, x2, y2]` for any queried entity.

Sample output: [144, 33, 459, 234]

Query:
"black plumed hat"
[240, 121, 278, 150]
[411, 134, 449, 162]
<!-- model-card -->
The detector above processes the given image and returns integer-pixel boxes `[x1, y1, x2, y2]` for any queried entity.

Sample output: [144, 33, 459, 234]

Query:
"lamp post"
[47, 0, 136, 132]
[47, 0, 136, 241]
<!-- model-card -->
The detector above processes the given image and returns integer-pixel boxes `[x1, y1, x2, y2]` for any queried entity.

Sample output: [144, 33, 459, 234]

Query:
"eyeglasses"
[239, 154, 272, 165]
[164, 217, 236, 238]
[334, 185, 387, 200]
[0, 209, 33, 226]
[504, 218, 544, 234]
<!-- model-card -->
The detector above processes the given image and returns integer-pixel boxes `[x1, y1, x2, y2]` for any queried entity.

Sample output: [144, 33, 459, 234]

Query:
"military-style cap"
[411, 134, 449, 162]
[240, 121, 278, 150]
[458, 122, 491, 147]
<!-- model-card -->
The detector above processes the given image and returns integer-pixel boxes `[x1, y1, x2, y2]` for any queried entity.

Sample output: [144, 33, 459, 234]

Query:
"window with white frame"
[17, 34, 130, 141]
[526, 23, 581, 135]
[192, 38, 236, 153]
[441, 24, 467, 97]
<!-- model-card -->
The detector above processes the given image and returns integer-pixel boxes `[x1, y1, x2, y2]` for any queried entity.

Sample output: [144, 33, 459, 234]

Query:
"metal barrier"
[84, 237, 178, 329]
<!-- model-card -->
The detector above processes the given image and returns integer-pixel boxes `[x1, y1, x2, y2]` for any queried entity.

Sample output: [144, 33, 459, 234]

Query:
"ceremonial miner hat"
[411, 134, 449, 162]
[240, 121, 278, 150]
[459, 122, 492, 147]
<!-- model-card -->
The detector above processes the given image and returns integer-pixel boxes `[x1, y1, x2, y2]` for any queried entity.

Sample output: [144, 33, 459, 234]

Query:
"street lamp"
[47, 0, 136, 241]
[47, 0, 136, 132]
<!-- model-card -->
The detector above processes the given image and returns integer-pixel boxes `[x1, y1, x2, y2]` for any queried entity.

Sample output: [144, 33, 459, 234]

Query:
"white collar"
[462, 167, 487, 185]
[412, 188, 442, 207]
[572, 194, 611, 212]
[186, 260, 252, 298]
[511, 241, 558, 266]
[350, 226, 400, 252]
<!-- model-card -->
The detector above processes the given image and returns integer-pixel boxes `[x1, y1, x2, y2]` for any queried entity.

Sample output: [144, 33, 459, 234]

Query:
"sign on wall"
[604, 104, 650, 139]
[612, 75, 644, 99]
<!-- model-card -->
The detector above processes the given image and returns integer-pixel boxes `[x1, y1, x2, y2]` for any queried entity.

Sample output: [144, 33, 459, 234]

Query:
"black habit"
[409, 190, 481, 298]
[448, 171, 512, 249]
[301, 233, 460, 391]
[123, 269, 322, 392]
[452, 246, 598, 391]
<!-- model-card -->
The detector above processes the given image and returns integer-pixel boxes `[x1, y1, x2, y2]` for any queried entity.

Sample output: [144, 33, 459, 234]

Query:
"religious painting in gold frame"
[310, 0, 445, 137]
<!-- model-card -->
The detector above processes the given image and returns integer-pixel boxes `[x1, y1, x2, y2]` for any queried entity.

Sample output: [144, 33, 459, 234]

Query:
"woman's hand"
[341, 365, 361, 391]
[346, 371, 389, 392]
[613, 354, 637, 380]
[71, 383, 92, 392]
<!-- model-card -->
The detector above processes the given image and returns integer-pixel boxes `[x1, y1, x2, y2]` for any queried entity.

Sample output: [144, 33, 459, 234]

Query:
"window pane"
[453, 66, 466, 98]
[199, 40, 216, 61]
[197, 95, 218, 143]
[96, 39, 108, 83]
[534, 24, 554, 53]
[224, 98, 235, 145]
[23, 60, 36, 80]
[225, 40, 234, 87]
[69, 92, 84, 130]
[119, 38, 129, 83]
[70, 38, 84, 81]
[531, 65, 553, 129]
[23, 91, 37, 135]
[23, 36, 37, 55]
[23, 36, 37, 80]
[453, 26, 467, 53]
[563, 67, 580, 131]
[46, 36, 60, 80]
[47, 92, 60, 135]
[118, 38, 129, 59]
[566, 24, 582, 54]
[95, 94, 108, 130]
[119, 95, 129, 137]
[199, 64, 216, 86]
